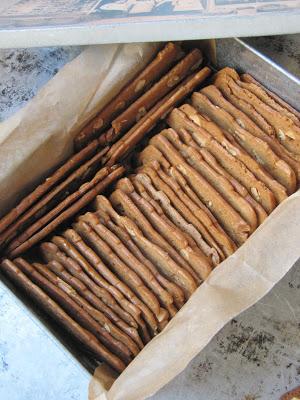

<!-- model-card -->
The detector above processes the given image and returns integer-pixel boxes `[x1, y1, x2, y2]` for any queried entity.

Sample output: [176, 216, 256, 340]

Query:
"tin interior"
[0, 37, 299, 376]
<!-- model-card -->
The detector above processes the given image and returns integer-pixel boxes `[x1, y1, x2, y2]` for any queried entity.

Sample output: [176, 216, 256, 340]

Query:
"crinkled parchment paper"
[0, 41, 299, 400]
[0, 41, 158, 214]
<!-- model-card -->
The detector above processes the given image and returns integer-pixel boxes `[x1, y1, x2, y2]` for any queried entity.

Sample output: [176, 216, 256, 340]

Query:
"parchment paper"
[0, 41, 299, 400]
[0, 41, 158, 215]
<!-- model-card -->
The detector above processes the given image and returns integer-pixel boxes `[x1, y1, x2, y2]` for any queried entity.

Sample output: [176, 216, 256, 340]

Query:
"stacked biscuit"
[0, 43, 210, 258]
[74, 42, 205, 151]
[1, 60, 299, 375]
[0, 146, 125, 258]
[76, 42, 211, 166]
[139, 69, 300, 252]
[1, 187, 202, 373]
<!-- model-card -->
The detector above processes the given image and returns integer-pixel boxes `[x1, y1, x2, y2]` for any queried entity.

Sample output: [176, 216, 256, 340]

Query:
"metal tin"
[0, 36, 299, 383]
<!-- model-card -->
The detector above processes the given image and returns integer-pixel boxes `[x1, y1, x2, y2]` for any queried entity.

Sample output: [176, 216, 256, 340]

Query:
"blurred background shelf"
[0, 0, 299, 48]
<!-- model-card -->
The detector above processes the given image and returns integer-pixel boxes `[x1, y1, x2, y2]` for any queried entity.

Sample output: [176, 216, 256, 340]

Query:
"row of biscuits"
[0, 43, 209, 257]
[1, 191, 197, 373]
[1, 62, 299, 374]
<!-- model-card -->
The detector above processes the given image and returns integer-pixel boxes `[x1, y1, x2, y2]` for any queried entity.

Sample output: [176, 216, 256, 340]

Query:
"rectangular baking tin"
[0, 37, 299, 376]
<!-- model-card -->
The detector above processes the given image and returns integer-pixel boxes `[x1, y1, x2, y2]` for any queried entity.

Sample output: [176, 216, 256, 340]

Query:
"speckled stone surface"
[0, 46, 81, 121]
[0, 36, 299, 400]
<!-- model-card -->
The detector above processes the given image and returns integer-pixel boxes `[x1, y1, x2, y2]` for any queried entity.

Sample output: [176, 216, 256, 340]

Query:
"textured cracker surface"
[0, 36, 299, 400]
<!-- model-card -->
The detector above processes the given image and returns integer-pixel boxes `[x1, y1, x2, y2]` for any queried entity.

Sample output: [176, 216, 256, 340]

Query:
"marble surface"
[0, 45, 81, 122]
[0, 36, 299, 400]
